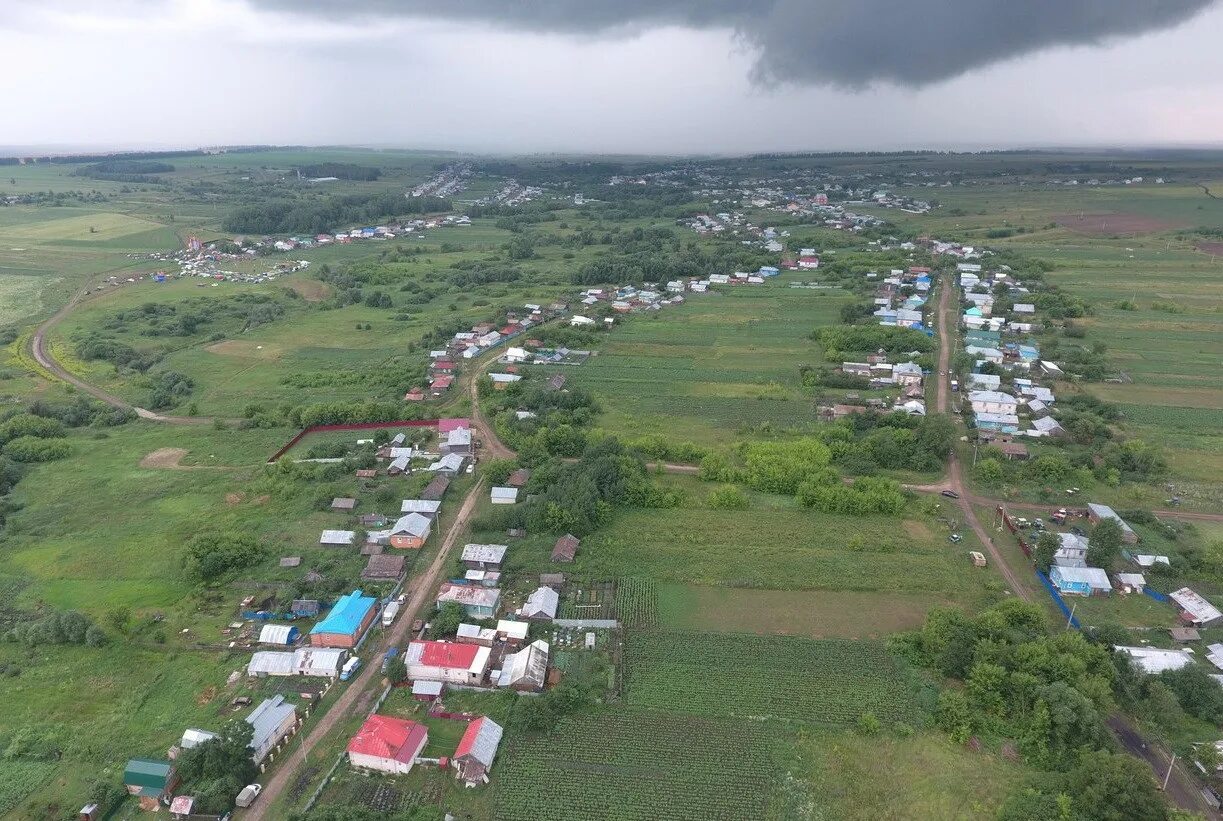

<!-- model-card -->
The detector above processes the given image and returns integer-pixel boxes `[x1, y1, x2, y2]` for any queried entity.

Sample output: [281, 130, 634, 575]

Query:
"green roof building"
[123, 758, 176, 803]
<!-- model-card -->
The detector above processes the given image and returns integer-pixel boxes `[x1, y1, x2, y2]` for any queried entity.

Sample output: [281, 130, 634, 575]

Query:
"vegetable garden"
[493, 709, 779, 821]
[623, 631, 923, 725]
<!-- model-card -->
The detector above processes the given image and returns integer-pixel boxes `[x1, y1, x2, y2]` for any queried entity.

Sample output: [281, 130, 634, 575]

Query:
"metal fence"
[1035, 570, 1082, 630]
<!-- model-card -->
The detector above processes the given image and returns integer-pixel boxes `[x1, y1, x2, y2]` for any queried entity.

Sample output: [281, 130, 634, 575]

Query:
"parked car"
[236, 784, 262, 808]
[941, 490, 960, 499]
[949, 534, 963, 544]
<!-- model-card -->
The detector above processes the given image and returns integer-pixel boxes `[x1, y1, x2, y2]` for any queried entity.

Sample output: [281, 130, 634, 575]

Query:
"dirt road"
[468, 356, 515, 461]
[243, 476, 486, 820]
[1107, 714, 1215, 816]
[30, 285, 219, 425]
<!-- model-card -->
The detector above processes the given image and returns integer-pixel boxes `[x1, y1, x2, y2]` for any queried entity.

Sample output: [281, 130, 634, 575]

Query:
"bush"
[184, 532, 264, 579]
[706, 485, 749, 510]
[3, 436, 70, 462]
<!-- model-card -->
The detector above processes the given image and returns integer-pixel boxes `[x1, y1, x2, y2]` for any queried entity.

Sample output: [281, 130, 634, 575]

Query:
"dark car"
[940, 490, 960, 499]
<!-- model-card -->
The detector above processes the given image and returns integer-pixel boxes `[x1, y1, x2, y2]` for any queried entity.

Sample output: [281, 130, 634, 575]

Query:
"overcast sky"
[2, 0, 1221, 154]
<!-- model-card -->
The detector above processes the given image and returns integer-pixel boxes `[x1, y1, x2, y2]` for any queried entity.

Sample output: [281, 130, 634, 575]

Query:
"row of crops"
[614, 577, 658, 628]
[623, 631, 922, 725]
[493, 709, 779, 821]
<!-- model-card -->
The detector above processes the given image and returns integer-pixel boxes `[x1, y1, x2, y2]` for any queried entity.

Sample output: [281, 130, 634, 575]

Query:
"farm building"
[247, 647, 348, 679]
[412, 680, 444, 702]
[123, 759, 178, 811]
[462, 543, 507, 571]
[387, 455, 411, 474]
[1114, 573, 1146, 594]
[436, 583, 501, 619]
[1114, 646, 1194, 675]
[347, 714, 429, 775]
[465, 568, 501, 587]
[497, 639, 550, 692]
[1170, 627, 1200, 642]
[551, 533, 580, 563]
[331, 497, 357, 511]
[1049, 565, 1112, 596]
[362, 553, 406, 581]
[247, 695, 298, 764]
[998, 442, 1029, 460]
[1087, 503, 1138, 544]
[400, 499, 442, 517]
[1169, 588, 1223, 627]
[420, 475, 451, 501]
[258, 624, 300, 646]
[291, 599, 321, 618]
[1030, 416, 1065, 437]
[490, 486, 519, 505]
[320, 529, 356, 547]
[389, 512, 433, 549]
[179, 728, 218, 750]
[310, 590, 378, 648]
[406, 640, 491, 685]
[519, 586, 559, 620]
[452, 717, 504, 785]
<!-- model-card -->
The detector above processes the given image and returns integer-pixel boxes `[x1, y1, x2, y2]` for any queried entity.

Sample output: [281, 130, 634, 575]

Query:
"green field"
[623, 631, 923, 725]
[495, 710, 782, 821]
[565, 284, 850, 445]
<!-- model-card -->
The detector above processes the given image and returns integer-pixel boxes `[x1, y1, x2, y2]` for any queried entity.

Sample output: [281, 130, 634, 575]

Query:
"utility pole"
[1065, 601, 1077, 630]
[1162, 752, 1176, 791]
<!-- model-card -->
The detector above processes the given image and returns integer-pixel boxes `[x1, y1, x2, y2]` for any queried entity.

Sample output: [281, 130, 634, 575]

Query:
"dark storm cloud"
[251, 0, 1216, 86]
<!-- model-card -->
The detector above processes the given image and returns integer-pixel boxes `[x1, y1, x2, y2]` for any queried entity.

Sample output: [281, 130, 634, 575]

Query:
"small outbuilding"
[258, 624, 300, 646]
[551, 534, 580, 563]
[490, 486, 519, 505]
[452, 717, 504, 785]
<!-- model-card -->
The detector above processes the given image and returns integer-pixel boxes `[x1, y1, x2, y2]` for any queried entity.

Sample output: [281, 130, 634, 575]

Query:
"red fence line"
[267, 419, 440, 463]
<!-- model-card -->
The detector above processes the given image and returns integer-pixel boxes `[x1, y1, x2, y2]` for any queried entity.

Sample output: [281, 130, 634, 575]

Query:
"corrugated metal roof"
[461, 544, 507, 564]
[311, 590, 377, 637]
[455, 716, 503, 768]
[258, 624, 298, 645]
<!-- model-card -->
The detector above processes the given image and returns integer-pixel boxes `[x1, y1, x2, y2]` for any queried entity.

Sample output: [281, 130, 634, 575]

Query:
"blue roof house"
[310, 590, 378, 648]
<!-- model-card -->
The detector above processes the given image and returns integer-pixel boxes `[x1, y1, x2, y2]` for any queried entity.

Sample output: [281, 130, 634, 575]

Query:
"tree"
[430, 602, 465, 638]
[385, 656, 407, 684]
[1033, 531, 1061, 573]
[176, 721, 258, 814]
[997, 788, 1072, 821]
[974, 457, 1004, 487]
[184, 532, 264, 579]
[1087, 517, 1123, 569]
[1058, 750, 1167, 821]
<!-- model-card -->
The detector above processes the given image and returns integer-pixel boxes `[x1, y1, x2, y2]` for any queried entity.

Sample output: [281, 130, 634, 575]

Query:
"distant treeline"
[0, 149, 203, 167]
[72, 160, 176, 182]
[222, 191, 451, 235]
[297, 163, 381, 181]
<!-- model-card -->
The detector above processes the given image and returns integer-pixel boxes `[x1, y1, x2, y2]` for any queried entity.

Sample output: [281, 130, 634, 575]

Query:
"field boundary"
[267, 419, 441, 463]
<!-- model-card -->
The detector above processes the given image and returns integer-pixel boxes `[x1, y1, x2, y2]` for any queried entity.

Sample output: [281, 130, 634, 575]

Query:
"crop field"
[624, 631, 921, 724]
[567, 507, 1001, 604]
[0, 761, 57, 816]
[494, 709, 781, 821]
[656, 585, 947, 638]
[565, 285, 851, 445]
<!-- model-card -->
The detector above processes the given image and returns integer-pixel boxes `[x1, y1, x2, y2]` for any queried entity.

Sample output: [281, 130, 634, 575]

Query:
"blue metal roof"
[310, 590, 376, 636]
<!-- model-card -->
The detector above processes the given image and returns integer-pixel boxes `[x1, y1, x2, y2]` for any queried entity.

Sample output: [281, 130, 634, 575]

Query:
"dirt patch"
[205, 340, 284, 358]
[254, 494, 270, 505]
[139, 447, 189, 469]
[196, 686, 216, 706]
[225, 492, 245, 505]
[1195, 241, 1223, 256]
[289, 279, 331, 302]
[1053, 212, 1184, 235]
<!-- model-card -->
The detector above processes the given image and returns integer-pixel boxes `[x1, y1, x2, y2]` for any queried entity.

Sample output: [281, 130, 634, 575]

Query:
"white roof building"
[320, 530, 356, 546]
[401, 499, 442, 515]
[519, 586, 559, 620]
[1114, 646, 1194, 675]
[497, 639, 550, 691]
[1170, 588, 1223, 626]
[490, 486, 519, 504]
[461, 544, 508, 565]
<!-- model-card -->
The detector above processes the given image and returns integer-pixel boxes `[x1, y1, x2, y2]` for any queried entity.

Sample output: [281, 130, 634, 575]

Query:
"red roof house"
[347, 715, 429, 775]
[437, 418, 471, 434]
[406, 639, 491, 685]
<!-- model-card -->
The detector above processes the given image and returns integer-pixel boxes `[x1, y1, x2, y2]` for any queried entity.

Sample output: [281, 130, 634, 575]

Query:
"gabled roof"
[401, 499, 442, 514]
[311, 590, 377, 636]
[391, 513, 432, 538]
[407, 640, 488, 672]
[347, 714, 428, 764]
[461, 544, 508, 564]
[247, 695, 297, 753]
[520, 586, 559, 619]
[498, 639, 550, 689]
[454, 716, 504, 767]
[551, 534, 580, 562]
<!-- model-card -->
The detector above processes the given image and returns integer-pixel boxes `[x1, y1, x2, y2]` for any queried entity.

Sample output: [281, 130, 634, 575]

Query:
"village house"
[969, 390, 1019, 415]
[347, 715, 429, 775]
[1087, 503, 1138, 544]
[519, 586, 559, 620]
[310, 590, 378, 648]
[420, 474, 451, 501]
[436, 582, 501, 619]
[456, 623, 498, 646]
[406, 639, 491, 685]
[247, 695, 298, 764]
[428, 453, 467, 475]
[1053, 533, 1089, 568]
[1113, 646, 1194, 674]
[400, 499, 442, 518]
[389, 513, 433, 549]
[124, 759, 178, 811]
[1169, 588, 1223, 627]
[442, 426, 473, 456]
[452, 717, 504, 785]
[1049, 565, 1112, 596]
[498, 639, 550, 692]
[462, 543, 507, 571]
[891, 362, 923, 387]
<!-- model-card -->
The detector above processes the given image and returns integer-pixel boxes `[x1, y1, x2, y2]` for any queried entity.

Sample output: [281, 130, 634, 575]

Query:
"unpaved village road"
[243, 475, 486, 820]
